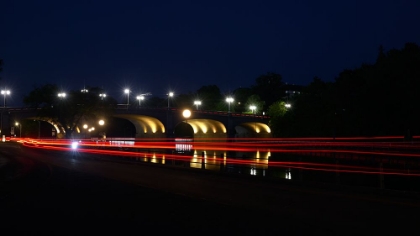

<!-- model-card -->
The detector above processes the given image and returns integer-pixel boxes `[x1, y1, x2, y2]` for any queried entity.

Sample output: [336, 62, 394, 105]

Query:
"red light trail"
[15, 136, 420, 178]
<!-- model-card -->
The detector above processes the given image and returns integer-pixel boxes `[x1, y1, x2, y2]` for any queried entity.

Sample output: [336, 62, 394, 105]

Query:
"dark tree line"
[142, 74, 287, 114]
[172, 73, 288, 114]
[269, 42, 420, 138]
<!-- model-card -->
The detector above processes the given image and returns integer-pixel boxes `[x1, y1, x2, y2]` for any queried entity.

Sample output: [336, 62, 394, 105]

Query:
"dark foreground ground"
[1, 141, 420, 236]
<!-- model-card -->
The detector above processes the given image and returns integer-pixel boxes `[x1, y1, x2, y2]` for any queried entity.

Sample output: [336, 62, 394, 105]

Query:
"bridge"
[1, 107, 271, 140]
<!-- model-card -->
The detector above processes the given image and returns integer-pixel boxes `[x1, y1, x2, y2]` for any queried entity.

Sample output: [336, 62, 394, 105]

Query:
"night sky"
[1, 0, 420, 106]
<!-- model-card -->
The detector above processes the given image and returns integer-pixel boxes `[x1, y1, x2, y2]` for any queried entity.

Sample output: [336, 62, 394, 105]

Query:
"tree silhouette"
[232, 87, 253, 113]
[252, 72, 285, 111]
[244, 94, 265, 115]
[196, 85, 223, 111]
[24, 84, 116, 138]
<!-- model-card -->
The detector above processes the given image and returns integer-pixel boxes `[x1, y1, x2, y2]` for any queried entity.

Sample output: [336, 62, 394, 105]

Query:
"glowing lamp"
[183, 109, 191, 119]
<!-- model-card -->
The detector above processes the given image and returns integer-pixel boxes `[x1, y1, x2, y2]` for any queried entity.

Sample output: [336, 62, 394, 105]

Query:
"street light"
[81, 88, 88, 93]
[15, 122, 21, 138]
[183, 109, 191, 127]
[136, 95, 144, 107]
[226, 97, 234, 113]
[167, 92, 174, 109]
[1, 89, 10, 107]
[250, 105, 256, 114]
[124, 89, 130, 109]
[249, 105, 257, 136]
[98, 119, 105, 140]
[194, 100, 201, 110]
[182, 109, 191, 139]
[83, 124, 88, 138]
[99, 93, 106, 100]
[0, 89, 10, 136]
[285, 103, 291, 108]
[182, 109, 191, 120]
[57, 93, 66, 135]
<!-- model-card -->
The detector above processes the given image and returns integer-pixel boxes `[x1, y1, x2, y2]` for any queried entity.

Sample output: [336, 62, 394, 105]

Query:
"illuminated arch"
[27, 117, 66, 138]
[235, 122, 272, 138]
[114, 114, 166, 138]
[176, 119, 227, 140]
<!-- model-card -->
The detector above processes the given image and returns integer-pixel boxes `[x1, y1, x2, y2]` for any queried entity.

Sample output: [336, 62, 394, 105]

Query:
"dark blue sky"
[1, 0, 420, 105]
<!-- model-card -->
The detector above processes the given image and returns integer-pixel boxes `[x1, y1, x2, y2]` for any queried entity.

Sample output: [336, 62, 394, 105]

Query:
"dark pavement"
[1, 141, 420, 235]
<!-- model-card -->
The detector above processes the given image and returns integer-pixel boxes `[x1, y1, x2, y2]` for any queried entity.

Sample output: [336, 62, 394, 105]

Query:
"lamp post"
[98, 119, 105, 139]
[225, 97, 234, 138]
[165, 92, 174, 138]
[136, 95, 144, 107]
[249, 105, 257, 136]
[57, 92, 66, 134]
[58, 92, 66, 98]
[182, 109, 192, 138]
[250, 105, 256, 115]
[182, 109, 191, 121]
[124, 89, 130, 109]
[99, 93, 106, 100]
[83, 124, 88, 138]
[226, 97, 234, 113]
[15, 122, 21, 138]
[167, 92, 174, 109]
[0, 89, 9, 135]
[1, 89, 10, 108]
[194, 100, 201, 110]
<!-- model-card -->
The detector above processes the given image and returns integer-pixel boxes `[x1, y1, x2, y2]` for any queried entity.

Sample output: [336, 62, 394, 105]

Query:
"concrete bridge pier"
[227, 113, 235, 139]
[166, 109, 175, 138]
[0, 109, 11, 137]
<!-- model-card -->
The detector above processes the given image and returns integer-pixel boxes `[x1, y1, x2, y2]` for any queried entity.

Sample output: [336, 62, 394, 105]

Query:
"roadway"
[1, 141, 420, 235]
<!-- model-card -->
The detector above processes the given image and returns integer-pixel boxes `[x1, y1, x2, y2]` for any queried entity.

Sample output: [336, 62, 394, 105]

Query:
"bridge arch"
[174, 119, 227, 139]
[7, 107, 271, 139]
[26, 117, 66, 138]
[235, 122, 272, 138]
[113, 114, 166, 138]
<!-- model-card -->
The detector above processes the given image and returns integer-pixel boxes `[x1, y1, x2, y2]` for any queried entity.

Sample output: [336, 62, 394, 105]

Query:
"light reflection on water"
[134, 148, 279, 178]
[285, 168, 292, 179]
[125, 146, 420, 192]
